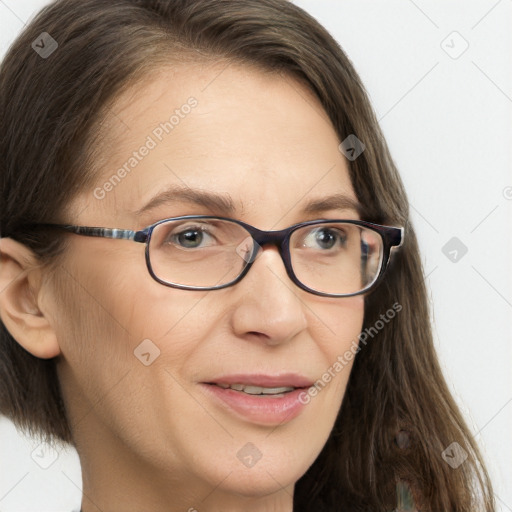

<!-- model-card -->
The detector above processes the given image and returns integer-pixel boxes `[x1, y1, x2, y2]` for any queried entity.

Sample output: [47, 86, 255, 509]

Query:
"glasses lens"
[289, 222, 383, 295]
[149, 218, 252, 287]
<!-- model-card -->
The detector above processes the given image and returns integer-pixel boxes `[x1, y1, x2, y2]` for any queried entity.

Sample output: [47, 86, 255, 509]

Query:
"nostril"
[246, 331, 269, 339]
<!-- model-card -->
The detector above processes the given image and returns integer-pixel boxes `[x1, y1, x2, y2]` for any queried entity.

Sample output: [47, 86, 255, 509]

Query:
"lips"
[199, 375, 313, 425]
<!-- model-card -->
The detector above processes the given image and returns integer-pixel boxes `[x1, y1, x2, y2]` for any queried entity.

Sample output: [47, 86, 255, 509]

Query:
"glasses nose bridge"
[242, 224, 293, 276]
[245, 224, 291, 254]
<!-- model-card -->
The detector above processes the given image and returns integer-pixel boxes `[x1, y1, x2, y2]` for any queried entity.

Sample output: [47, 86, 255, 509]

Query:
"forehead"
[81, 61, 359, 227]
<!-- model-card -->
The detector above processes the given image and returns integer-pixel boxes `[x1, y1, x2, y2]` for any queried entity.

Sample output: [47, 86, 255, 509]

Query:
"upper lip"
[204, 373, 314, 388]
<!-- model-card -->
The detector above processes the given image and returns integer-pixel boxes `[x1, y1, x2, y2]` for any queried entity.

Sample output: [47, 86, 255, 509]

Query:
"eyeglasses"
[32, 216, 403, 297]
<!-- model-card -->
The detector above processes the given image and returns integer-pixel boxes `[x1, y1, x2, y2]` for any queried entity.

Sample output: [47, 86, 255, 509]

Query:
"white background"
[0, 1, 511, 511]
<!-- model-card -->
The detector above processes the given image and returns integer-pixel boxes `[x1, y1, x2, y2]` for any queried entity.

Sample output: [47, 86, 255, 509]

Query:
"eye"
[302, 227, 346, 250]
[169, 225, 216, 249]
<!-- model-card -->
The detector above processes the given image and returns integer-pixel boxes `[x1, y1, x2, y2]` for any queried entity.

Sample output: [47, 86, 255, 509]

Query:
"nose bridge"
[232, 240, 307, 344]
[239, 222, 303, 279]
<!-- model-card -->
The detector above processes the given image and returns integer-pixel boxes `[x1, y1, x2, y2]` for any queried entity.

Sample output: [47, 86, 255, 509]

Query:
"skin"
[0, 61, 365, 512]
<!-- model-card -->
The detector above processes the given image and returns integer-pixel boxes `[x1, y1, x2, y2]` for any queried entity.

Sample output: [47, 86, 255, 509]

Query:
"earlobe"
[0, 237, 61, 359]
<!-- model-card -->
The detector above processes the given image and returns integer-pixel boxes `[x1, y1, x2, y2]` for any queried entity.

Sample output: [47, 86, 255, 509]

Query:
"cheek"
[313, 295, 365, 354]
[307, 295, 365, 398]
[52, 262, 209, 450]
[52, 272, 134, 413]
[56, 259, 220, 405]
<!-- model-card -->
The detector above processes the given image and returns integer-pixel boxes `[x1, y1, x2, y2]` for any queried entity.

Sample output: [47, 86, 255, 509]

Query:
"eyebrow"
[135, 187, 236, 217]
[301, 194, 365, 217]
[134, 186, 364, 218]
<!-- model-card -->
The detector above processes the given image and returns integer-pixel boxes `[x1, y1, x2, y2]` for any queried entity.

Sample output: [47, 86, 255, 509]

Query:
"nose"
[229, 245, 308, 345]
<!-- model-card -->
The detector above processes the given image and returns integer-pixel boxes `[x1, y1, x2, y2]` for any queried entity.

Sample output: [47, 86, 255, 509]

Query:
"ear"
[0, 237, 61, 359]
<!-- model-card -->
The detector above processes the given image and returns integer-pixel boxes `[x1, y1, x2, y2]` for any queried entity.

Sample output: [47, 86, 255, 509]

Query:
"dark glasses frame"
[29, 216, 404, 297]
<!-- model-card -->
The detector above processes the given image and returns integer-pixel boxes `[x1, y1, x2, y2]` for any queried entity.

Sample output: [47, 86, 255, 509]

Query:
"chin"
[219, 471, 296, 498]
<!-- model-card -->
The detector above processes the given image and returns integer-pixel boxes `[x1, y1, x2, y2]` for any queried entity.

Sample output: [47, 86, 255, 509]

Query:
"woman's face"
[51, 61, 365, 507]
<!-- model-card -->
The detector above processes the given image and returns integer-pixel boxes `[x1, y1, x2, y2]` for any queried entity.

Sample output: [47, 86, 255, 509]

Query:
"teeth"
[243, 385, 295, 395]
[215, 383, 295, 395]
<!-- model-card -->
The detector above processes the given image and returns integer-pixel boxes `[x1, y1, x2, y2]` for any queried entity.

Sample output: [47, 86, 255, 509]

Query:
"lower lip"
[199, 383, 309, 426]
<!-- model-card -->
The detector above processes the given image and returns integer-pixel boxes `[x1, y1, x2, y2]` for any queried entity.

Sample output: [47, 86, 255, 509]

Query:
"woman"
[0, 0, 495, 510]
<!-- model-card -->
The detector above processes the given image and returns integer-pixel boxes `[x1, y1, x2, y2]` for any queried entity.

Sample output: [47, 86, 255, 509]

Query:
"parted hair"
[0, 0, 494, 510]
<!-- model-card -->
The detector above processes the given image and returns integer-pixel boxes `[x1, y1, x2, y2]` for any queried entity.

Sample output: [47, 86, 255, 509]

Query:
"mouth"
[199, 374, 314, 425]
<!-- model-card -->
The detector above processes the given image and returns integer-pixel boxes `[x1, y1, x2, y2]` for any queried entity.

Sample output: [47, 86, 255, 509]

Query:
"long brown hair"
[0, 1, 495, 510]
